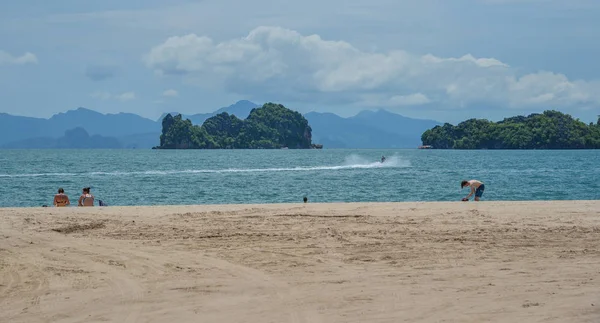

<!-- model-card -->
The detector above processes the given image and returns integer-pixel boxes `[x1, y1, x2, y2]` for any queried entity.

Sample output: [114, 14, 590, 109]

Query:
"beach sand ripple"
[1, 201, 599, 322]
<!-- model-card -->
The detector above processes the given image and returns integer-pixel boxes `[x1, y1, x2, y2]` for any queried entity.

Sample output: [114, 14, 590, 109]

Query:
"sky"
[1, 0, 599, 124]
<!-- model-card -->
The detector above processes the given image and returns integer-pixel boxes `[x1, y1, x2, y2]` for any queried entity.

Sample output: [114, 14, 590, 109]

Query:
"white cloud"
[162, 89, 178, 97]
[0, 50, 38, 65]
[421, 54, 508, 68]
[91, 91, 136, 101]
[145, 26, 600, 109]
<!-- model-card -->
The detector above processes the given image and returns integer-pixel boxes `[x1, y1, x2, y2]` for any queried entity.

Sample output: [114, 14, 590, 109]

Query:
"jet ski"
[380, 156, 386, 163]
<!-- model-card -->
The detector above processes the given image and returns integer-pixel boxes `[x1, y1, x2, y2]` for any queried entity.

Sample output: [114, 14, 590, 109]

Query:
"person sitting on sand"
[78, 187, 95, 207]
[53, 188, 70, 207]
[461, 179, 485, 201]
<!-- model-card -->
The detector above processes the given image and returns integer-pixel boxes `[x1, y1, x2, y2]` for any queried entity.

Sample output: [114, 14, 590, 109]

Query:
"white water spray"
[0, 154, 410, 177]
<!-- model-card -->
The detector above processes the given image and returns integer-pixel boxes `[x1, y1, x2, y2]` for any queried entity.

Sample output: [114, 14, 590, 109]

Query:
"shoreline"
[2, 201, 599, 322]
[1, 199, 598, 210]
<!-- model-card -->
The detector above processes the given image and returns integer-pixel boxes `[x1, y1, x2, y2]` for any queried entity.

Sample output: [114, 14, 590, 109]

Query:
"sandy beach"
[1, 201, 599, 323]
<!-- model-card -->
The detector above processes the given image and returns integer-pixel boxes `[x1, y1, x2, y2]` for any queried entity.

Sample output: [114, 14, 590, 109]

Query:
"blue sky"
[1, 0, 599, 123]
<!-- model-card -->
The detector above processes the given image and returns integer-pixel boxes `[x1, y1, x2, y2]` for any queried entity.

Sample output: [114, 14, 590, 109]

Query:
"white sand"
[1, 201, 599, 323]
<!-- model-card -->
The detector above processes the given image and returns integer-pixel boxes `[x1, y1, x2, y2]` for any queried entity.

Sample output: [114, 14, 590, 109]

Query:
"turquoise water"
[0, 149, 598, 207]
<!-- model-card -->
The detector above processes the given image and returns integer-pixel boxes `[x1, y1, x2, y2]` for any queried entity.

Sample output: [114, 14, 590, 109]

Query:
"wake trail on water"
[0, 154, 410, 177]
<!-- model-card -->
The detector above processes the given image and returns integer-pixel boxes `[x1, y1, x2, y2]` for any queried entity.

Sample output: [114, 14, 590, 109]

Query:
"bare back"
[468, 180, 483, 190]
[54, 194, 70, 207]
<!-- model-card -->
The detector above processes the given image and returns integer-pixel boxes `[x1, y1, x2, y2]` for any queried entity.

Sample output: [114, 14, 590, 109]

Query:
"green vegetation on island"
[421, 110, 600, 149]
[156, 103, 320, 149]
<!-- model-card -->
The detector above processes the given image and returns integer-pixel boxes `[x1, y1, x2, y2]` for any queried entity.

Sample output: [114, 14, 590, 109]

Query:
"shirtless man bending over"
[461, 179, 485, 201]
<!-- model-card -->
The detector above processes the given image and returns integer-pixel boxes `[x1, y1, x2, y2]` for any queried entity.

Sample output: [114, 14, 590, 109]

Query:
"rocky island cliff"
[155, 103, 321, 149]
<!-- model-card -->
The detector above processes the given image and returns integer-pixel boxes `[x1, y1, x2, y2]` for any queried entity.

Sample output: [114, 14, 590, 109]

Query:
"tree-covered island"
[155, 103, 322, 149]
[421, 110, 600, 149]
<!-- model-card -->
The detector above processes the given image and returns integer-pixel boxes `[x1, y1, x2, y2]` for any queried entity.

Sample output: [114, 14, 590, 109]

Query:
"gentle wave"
[0, 156, 410, 178]
[0, 172, 78, 178]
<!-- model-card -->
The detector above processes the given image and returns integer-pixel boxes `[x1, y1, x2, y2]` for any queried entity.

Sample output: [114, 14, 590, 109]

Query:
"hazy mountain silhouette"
[0, 108, 159, 146]
[1, 101, 440, 149]
[1, 127, 122, 149]
[0, 113, 48, 143]
[350, 110, 440, 138]
[48, 108, 159, 137]
[305, 110, 440, 148]
[157, 100, 259, 125]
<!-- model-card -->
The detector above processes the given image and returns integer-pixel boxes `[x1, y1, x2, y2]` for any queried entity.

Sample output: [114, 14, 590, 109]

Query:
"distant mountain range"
[0, 108, 159, 148]
[157, 100, 259, 125]
[305, 110, 440, 148]
[0, 100, 440, 149]
[2, 127, 122, 149]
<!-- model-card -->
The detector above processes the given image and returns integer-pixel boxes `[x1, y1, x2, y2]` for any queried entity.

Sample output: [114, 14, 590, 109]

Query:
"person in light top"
[461, 179, 485, 201]
[78, 187, 95, 207]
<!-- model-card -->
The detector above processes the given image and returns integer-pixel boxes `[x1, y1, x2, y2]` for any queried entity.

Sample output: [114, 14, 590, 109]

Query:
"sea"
[0, 149, 598, 207]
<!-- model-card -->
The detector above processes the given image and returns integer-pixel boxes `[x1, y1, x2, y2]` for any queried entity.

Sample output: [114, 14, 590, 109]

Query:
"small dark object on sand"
[461, 198, 469, 202]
